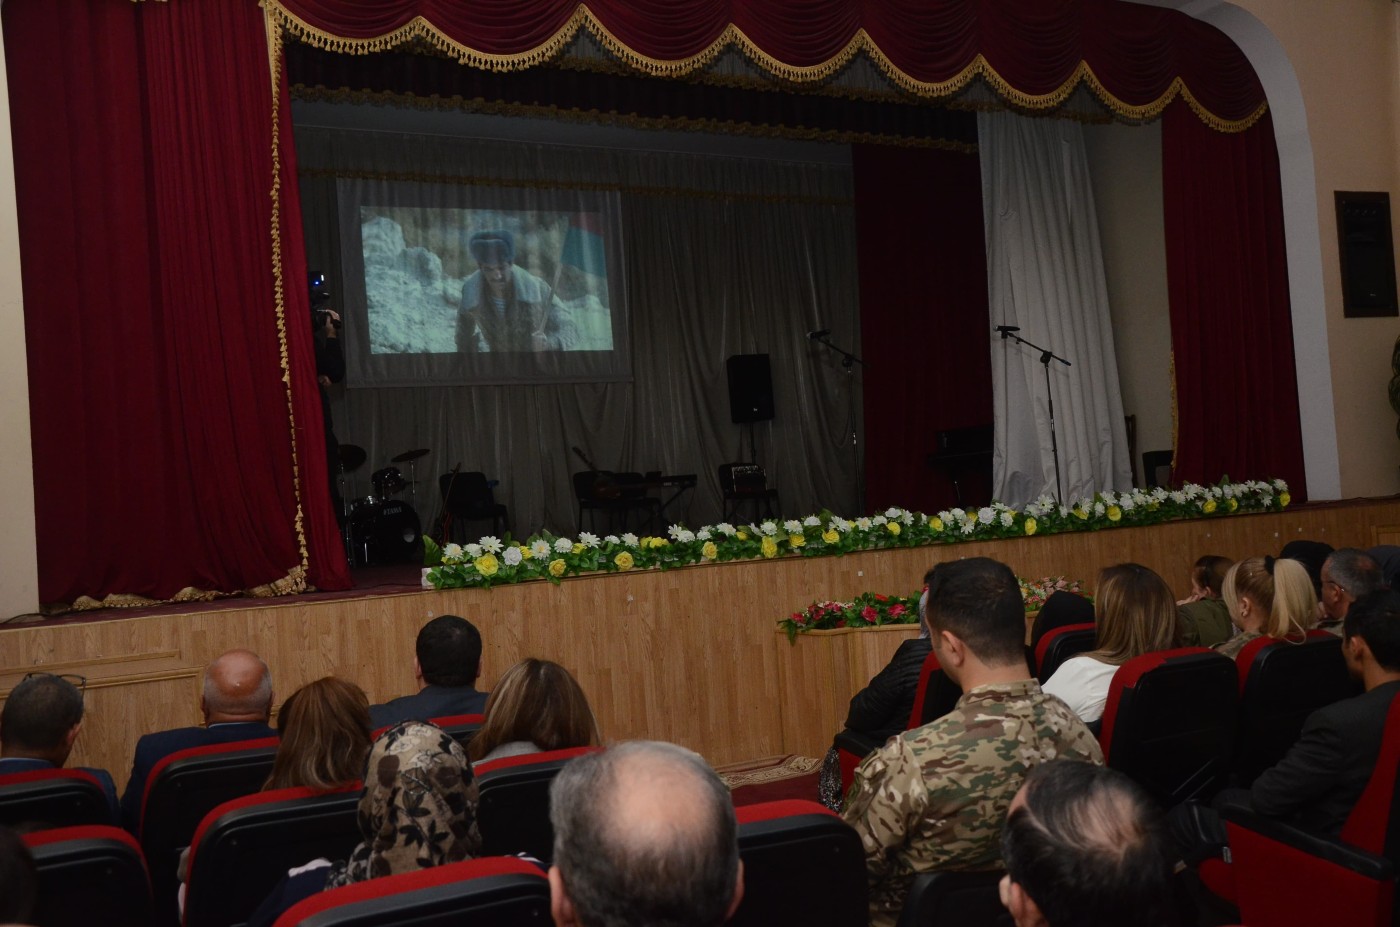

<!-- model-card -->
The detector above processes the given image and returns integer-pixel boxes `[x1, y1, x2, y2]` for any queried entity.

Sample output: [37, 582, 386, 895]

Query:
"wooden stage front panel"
[2, 498, 1397, 789]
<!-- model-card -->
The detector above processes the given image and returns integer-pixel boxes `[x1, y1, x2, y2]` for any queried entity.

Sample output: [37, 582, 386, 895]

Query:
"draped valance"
[267, 0, 1268, 131]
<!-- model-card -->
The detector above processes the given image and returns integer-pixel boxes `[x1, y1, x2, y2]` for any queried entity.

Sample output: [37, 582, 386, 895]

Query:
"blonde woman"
[1213, 555, 1316, 660]
[1044, 563, 1182, 724]
[469, 659, 600, 765]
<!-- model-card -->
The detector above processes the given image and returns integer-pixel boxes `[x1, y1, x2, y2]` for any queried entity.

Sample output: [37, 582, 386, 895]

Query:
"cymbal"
[391, 448, 430, 463]
[337, 444, 367, 472]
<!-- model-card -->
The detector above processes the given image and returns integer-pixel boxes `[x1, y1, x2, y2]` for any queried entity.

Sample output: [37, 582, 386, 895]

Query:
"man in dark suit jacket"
[369, 615, 488, 728]
[119, 649, 274, 834]
[0, 672, 120, 823]
[1245, 588, 1400, 837]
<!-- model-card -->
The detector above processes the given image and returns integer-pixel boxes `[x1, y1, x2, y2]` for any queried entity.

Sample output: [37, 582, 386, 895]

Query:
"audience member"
[0, 672, 118, 823]
[1211, 556, 1315, 659]
[265, 676, 372, 791]
[549, 740, 742, 927]
[1279, 539, 1334, 602]
[369, 615, 487, 728]
[0, 824, 37, 926]
[818, 569, 937, 809]
[468, 658, 599, 766]
[841, 557, 1103, 927]
[1000, 760, 1175, 927]
[119, 649, 274, 832]
[1368, 545, 1400, 591]
[1043, 563, 1181, 724]
[1176, 555, 1234, 647]
[245, 721, 482, 927]
[1319, 548, 1385, 634]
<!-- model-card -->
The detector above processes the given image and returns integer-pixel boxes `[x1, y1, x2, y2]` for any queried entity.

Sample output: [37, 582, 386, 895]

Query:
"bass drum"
[351, 499, 422, 566]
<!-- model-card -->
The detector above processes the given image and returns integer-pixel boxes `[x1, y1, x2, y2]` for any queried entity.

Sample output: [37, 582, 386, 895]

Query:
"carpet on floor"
[717, 754, 822, 806]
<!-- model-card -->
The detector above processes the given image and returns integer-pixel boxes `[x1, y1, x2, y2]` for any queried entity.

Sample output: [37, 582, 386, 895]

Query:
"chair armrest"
[832, 729, 882, 758]
[1219, 804, 1394, 881]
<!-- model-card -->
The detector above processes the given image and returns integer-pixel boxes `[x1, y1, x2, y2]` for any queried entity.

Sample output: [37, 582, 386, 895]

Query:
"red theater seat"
[269, 856, 550, 927]
[427, 712, 485, 750]
[139, 737, 279, 927]
[183, 783, 362, 927]
[23, 824, 151, 927]
[1034, 622, 1097, 685]
[1099, 647, 1237, 807]
[0, 768, 111, 830]
[474, 746, 599, 862]
[731, 799, 866, 927]
[1233, 633, 1360, 786]
[1219, 692, 1400, 927]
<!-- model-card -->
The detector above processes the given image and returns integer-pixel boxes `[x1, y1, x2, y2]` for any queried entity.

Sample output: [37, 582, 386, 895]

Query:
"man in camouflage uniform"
[841, 557, 1103, 926]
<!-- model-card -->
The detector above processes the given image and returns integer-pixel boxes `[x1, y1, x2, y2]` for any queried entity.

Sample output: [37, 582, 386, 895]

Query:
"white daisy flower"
[554, 538, 573, 553]
[530, 540, 552, 559]
[803, 515, 821, 527]
[604, 534, 621, 545]
[465, 543, 483, 558]
[695, 528, 712, 541]
[621, 532, 640, 547]
[443, 543, 463, 560]
[579, 531, 601, 548]
[784, 519, 803, 533]
[480, 536, 503, 554]
[716, 523, 737, 537]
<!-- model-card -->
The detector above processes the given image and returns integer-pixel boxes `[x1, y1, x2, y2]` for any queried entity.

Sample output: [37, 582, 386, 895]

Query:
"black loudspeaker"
[1335, 191, 1398, 317]
[726, 354, 774, 423]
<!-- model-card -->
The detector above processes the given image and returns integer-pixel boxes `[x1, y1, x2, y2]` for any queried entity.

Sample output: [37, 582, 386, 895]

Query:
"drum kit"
[337, 445, 430, 567]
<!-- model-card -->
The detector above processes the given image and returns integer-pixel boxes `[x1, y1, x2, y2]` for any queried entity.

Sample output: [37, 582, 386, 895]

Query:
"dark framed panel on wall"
[1335, 191, 1399, 318]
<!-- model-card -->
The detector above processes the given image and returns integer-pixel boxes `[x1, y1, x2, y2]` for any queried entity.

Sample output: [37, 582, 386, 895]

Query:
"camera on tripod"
[309, 270, 338, 330]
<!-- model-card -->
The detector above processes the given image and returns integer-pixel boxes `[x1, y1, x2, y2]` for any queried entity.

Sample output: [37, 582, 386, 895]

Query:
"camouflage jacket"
[840, 678, 1103, 927]
[1213, 629, 1260, 660]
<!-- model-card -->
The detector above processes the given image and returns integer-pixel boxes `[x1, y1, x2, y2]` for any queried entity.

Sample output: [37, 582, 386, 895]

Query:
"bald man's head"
[549, 741, 742, 927]
[201, 650, 272, 724]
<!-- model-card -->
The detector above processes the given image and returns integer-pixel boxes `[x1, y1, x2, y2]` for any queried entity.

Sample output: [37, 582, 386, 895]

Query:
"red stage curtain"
[273, 0, 1266, 128]
[4, 0, 350, 604]
[855, 145, 992, 514]
[1163, 103, 1306, 498]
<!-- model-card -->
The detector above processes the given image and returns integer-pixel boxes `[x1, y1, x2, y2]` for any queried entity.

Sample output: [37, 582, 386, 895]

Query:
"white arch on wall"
[1135, 0, 1340, 499]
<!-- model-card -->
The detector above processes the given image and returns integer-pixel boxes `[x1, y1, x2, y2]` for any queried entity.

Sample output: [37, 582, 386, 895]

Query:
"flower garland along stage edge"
[425, 478, 1290, 591]
[776, 577, 1088, 643]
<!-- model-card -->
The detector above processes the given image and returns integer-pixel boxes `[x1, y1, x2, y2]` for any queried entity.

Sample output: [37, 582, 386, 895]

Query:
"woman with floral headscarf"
[246, 721, 482, 926]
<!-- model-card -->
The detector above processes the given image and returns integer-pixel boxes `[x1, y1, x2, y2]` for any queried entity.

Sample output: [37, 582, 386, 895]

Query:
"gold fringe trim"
[266, 1, 1265, 133]
[265, 7, 311, 577]
[61, 566, 307, 613]
[291, 84, 978, 154]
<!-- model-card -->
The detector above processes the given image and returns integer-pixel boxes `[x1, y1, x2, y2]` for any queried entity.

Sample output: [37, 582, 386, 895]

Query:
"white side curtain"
[978, 111, 1132, 508]
[295, 125, 861, 536]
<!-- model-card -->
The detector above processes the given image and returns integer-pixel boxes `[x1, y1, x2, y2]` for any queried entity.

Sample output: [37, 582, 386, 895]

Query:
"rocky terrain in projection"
[362, 215, 614, 354]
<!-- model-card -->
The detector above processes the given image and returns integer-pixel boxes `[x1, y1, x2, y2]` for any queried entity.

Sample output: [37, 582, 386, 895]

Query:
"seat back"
[439, 472, 497, 517]
[428, 713, 485, 751]
[1341, 693, 1400, 857]
[270, 856, 550, 927]
[140, 737, 279, 927]
[1028, 591, 1096, 658]
[0, 768, 111, 829]
[1235, 634, 1361, 786]
[183, 784, 362, 927]
[732, 800, 867, 927]
[1099, 648, 1237, 807]
[474, 746, 599, 862]
[1034, 623, 1097, 684]
[908, 651, 963, 728]
[895, 870, 1010, 927]
[23, 825, 152, 927]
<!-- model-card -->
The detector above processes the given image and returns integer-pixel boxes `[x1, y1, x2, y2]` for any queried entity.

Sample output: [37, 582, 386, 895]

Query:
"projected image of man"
[456, 229, 575, 353]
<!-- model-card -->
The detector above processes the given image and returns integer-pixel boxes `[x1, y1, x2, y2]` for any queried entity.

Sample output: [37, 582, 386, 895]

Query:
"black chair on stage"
[439, 471, 508, 540]
[572, 471, 658, 534]
[1143, 449, 1173, 489]
[719, 463, 779, 524]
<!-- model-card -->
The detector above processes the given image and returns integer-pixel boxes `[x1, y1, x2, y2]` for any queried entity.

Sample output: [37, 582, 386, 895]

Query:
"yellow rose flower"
[788, 533, 805, 547]
[701, 541, 718, 560]
[1024, 517, 1038, 536]
[1106, 505, 1122, 522]
[737, 531, 749, 541]
[760, 536, 779, 559]
[822, 529, 839, 544]
[1203, 499, 1218, 514]
[1226, 498, 1238, 512]
[614, 551, 634, 571]
[967, 512, 978, 524]
[928, 516, 944, 532]
[572, 542, 586, 554]
[1073, 508, 1089, 520]
[650, 537, 668, 549]
[474, 554, 499, 576]
[518, 545, 533, 560]
[549, 559, 567, 577]
[887, 522, 901, 536]
[1280, 491, 1291, 508]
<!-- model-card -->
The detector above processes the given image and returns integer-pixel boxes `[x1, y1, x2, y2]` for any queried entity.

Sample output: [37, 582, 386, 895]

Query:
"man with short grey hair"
[1320, 548, 1385, 632]
[119, 649, 274, 832]
[548, 741, 744, 927]
[0, 672, 119, 822]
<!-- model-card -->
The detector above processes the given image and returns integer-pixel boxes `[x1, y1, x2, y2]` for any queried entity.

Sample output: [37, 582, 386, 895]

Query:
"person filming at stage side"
[455, 228, 576, 354]
[309, 272, 345, 524]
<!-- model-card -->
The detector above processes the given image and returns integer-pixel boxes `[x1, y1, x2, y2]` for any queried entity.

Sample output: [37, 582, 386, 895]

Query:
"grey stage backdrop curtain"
[295, 125, 861, 537]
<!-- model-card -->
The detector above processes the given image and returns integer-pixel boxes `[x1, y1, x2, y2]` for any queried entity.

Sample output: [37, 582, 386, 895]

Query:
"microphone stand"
[810, 332, 868, 514]
[997, 328, 1072, 504]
